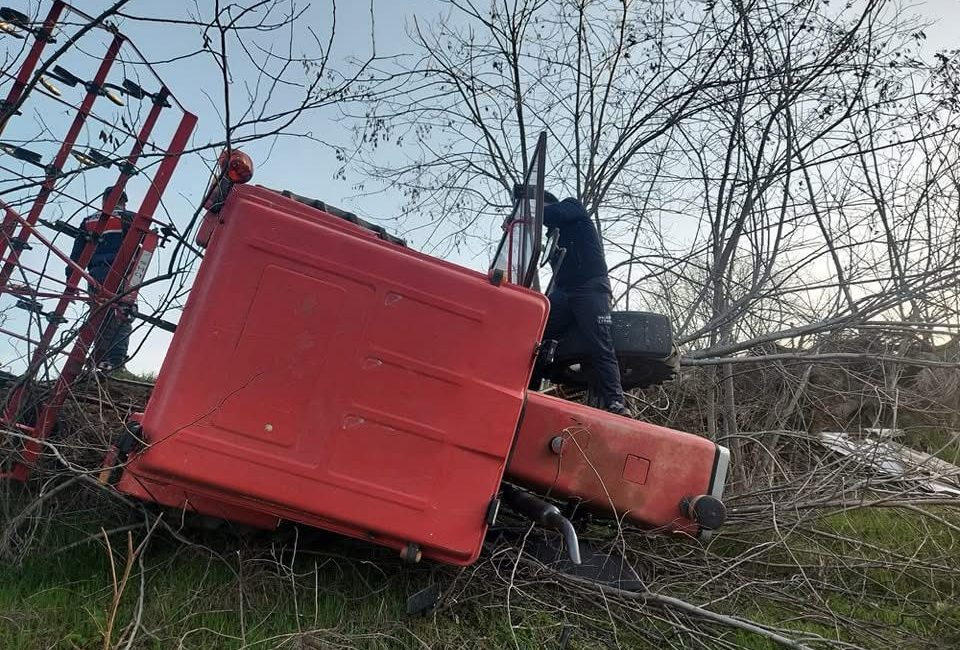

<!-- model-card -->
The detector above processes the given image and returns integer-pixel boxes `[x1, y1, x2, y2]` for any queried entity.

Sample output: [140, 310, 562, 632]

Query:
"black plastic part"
[133, 312, 177, 333]
[406, 583, 441, 616]
[152, 87, 172, 108]
[116, 161, 138, 176]
[536, 339, 558, 367]
[8, 238, 31, 251]
[272, 188, 407, 247]
[0, 7, 29, 26]
[489, 268, 504, 286]
[400, 543, 421, 563]
[122, 78, 147, 99]
[49, 219, 94, 241]
[0, 142, 43, 166]
[49, 65, 81, 87]
[501, 486, 582, 565]
[0, 102, 22, 118]
[682, 495, 727, 530]
[549, 435, 564, 455]
[44, 312, 67, 325]
[1, 8, 55, 42]
[485, 497, 501, 526]
[15, 298, 43, 314]
[497, 528, 642, 591]
[545, 311, 679, 390]
[83, 148, 113, 167]
[108, 422, 144, 485]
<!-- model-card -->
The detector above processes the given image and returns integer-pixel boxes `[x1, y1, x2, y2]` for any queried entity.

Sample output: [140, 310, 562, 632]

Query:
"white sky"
[1, 0, 959, 374]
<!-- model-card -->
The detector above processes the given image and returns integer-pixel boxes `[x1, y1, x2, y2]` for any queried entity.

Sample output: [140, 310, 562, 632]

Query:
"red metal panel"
[506, 392, 723, 537]
[120, 185, 549, 565]
[116, 472, 281, 530]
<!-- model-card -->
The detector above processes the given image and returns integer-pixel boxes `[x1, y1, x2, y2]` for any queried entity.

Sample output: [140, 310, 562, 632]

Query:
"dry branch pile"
[1, 351, 958, 649]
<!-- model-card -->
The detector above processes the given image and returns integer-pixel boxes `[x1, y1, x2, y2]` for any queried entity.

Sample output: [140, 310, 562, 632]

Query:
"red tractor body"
[115, 183, 728, 564]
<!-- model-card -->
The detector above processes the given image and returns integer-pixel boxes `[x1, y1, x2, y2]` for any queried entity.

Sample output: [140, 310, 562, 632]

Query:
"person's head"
[543, 190, 559, 205]
[102, 186, 128, 209]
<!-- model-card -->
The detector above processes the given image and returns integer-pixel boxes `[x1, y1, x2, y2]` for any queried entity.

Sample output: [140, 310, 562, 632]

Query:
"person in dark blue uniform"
[540, 191, 628, 415]
[66, 186, 134, 373]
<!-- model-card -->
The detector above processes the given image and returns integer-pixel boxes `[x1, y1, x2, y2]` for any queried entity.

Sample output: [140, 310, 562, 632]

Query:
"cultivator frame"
[0, 1, 196, 480]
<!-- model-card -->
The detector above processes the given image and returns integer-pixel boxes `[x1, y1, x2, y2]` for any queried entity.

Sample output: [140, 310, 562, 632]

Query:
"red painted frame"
[0, 2, 196, 480]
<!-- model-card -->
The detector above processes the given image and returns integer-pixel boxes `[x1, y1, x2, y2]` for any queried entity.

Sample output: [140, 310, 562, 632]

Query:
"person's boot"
[95, 360, 116, 374]
[606, 401, 631, 417]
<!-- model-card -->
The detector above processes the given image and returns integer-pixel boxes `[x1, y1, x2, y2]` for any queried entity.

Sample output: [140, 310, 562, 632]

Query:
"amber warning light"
[226, 150, 254, 184]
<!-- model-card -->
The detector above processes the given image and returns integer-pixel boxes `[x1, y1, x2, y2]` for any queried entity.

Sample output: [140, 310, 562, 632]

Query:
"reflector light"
[226, 150, 253, 183]
[39, 75, 61, 96]
[0, 20, 22, 38]
[105, 89, 123, 106]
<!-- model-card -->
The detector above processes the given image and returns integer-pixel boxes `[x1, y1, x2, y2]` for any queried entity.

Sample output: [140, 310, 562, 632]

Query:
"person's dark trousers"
[532, 277, 625, 408]
[94, 309, 131, 368]
[87, 273, 132, 369]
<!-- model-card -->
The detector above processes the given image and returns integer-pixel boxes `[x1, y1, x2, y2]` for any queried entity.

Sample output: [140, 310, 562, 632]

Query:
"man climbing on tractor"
[536, 191, 629, 416]
[65, 186, 135, 374]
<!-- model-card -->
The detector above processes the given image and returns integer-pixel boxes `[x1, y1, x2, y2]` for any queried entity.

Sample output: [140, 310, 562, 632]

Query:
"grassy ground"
[1, 501, 958, 649]
[905, 428, 960, 465]
[0, 512, 569, 649]
[714, 506, 960, 649]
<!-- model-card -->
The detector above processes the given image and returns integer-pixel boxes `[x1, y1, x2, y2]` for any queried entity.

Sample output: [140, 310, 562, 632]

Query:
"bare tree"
[349, 0, 960, 460]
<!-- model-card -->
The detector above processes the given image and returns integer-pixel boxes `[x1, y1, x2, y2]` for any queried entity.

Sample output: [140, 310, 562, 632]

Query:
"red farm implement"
[0, 1, 194, 480]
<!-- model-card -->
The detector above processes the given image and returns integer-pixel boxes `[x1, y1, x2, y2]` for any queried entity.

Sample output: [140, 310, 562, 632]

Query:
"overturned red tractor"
[106, 136, 729, 568]
[0, 4, 726, 569]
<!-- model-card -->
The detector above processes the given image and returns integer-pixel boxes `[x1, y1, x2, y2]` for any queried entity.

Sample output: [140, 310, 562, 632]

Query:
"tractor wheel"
[544, 311, 679, 390]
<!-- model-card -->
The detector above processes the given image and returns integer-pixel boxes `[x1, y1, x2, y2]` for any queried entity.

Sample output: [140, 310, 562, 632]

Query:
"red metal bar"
[64, 96, 171, 301]
[0, 203, 101, 288]
[0, 1, 66, 249]
[0, 33, 125, 289]
[0, 1, 65, 135]
[101, 108, 197, 294]
[1, 87, 165, 428]
[8, 109, 196, 480]
[0, 33, 133, 436]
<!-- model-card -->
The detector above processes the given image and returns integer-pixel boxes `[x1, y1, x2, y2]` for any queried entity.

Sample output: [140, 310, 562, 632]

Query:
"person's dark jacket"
[543, 198, 609, 292]
[66, 210, 134, 283]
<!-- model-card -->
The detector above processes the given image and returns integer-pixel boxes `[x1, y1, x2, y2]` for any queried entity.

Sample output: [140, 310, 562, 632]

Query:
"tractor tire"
[544, 311, 679, 390]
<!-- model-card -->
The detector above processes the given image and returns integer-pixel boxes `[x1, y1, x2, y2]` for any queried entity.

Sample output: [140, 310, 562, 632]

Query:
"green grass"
[903, 428, 960, 465]
[2, 505, 959, 649]
[0, 518, 572, 649]
[708, 507, 960, 649]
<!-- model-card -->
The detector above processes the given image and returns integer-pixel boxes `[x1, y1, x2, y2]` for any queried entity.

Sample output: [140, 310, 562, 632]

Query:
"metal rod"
[9, 107, 195, 478]
[0, 1, 65, 135]
[0, 32, 125, 291]
[0, 203, 101, 288]
[0, 326, 42, 346]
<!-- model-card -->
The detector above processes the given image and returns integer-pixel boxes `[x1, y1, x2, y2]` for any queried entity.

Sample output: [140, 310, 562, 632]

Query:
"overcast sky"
[1, 0, 959, 374]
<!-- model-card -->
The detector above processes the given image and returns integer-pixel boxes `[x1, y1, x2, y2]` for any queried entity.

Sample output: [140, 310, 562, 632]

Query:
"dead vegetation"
[2, 339, 959, 649]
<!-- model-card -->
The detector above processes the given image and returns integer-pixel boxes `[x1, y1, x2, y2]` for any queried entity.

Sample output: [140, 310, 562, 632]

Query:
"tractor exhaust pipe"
[501, 485, 582, 565]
